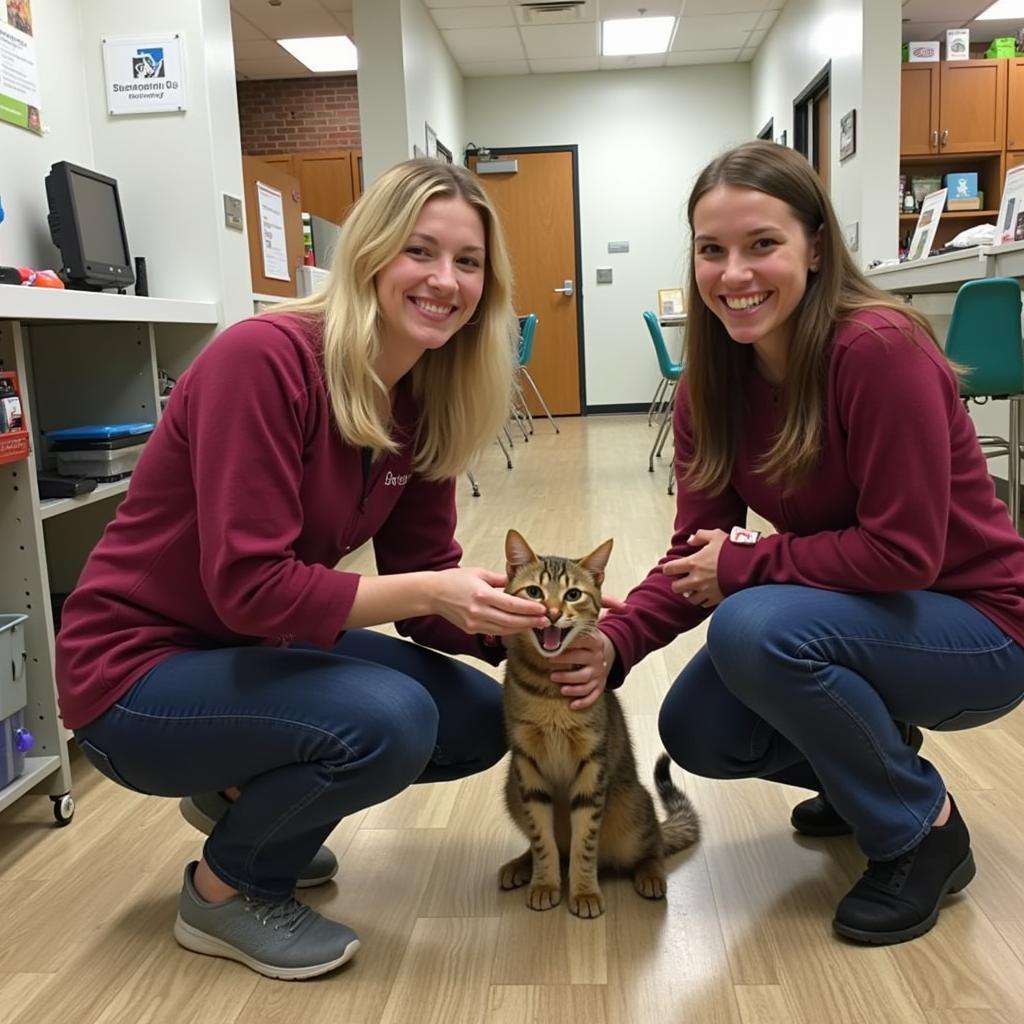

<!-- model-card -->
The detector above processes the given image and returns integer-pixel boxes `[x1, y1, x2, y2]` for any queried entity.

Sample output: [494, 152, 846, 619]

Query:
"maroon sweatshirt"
[599, 309, 1024, 680]
[55, 314, 500, 730]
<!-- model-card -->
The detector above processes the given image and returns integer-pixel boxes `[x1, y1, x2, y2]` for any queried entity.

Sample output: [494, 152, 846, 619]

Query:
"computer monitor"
[45, 161, 134, 292]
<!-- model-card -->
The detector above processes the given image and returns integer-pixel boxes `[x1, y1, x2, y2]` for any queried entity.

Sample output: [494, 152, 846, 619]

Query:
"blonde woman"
[56, 160, 547, 979]
[556, 141, 1024, 945]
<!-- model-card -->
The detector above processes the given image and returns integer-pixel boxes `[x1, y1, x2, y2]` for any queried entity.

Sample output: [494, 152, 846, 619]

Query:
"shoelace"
[244, 895, 313, 933]
[863, 850, 916, 891]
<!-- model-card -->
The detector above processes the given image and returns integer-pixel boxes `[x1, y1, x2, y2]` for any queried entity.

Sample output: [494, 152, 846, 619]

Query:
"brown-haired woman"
[556, 140, 1024, 945]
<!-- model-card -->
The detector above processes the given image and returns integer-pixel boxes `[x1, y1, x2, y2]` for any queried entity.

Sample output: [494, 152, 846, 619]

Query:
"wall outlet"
[843, 221, 859, 252]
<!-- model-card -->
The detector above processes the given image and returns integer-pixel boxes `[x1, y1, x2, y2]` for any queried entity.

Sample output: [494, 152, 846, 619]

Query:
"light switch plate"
[224, 194, 243, 231]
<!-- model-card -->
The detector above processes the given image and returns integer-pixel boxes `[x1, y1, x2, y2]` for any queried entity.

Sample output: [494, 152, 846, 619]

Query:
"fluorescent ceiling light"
[277, 36, 357, 72]
[602, 16, 675, 57]
[977, 0, 1024, 18]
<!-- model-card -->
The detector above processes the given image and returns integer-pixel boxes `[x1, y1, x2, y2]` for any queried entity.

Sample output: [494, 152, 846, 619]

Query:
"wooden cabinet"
[1006, 59, 1024, 151]
[254, 149, 363, 224]
[900, 60, 1007, 156]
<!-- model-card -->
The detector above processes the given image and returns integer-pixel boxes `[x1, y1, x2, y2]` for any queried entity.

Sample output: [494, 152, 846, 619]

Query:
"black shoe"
[833, 794, 974, 945]
[791, 724, 924, 838]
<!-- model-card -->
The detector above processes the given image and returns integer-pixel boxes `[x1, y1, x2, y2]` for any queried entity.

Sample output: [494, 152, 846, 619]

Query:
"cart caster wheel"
[52, 793, 75, 826]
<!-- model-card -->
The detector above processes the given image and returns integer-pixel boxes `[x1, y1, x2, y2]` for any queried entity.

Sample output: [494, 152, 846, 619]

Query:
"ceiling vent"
[516, 1, 589, 26]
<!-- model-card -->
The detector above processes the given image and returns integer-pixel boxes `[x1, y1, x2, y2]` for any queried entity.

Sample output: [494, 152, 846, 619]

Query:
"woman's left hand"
[661, 528, 727, 608]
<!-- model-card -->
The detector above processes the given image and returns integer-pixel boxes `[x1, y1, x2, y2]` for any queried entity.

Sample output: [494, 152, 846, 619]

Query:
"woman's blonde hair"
[271, 158, 516, 480]
[683, 140, 948, 495]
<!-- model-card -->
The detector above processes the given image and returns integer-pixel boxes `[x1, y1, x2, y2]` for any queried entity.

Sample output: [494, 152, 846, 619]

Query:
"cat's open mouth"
[534, 625, 572, 653]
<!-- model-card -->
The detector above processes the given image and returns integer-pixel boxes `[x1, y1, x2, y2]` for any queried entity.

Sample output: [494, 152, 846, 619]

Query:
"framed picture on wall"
[425, 122, 438, 158]
[839, 109, 857, 161]
[413, 144, 425, 158]
[657, 288, 685, 317]
[436, 140, 453, 164]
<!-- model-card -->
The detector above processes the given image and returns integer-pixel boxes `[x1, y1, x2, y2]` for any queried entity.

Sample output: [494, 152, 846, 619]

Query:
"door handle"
[931, 129, 938, 149]
[941, 128, 949, 147]
[553, 279, 574, 296]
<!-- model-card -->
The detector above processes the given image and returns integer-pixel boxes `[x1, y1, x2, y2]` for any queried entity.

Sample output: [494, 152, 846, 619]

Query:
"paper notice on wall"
[0, 0, 42, 134]
[257, 182, 291, 282]
[995, 165, 1024, 246]
[906, 188, 947, 262]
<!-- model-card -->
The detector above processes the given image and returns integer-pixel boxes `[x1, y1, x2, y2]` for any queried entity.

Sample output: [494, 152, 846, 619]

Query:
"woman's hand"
[662, 528, 727, 608]
[550, 629, 616, 711]
[431, 567, 547, 636]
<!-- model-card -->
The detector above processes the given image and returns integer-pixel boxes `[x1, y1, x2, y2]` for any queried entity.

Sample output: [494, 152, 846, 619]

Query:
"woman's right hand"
[430, 567, 548, 636]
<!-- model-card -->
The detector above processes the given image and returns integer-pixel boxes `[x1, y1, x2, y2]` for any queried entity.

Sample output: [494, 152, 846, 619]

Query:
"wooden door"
[1007, 59, 1024, 151]
[900, 64, 939, 155]
[939, 59, 1006, 154]
[241, 156, 304, 298]
[293, 149, 358, 224]
[470, 150, 582, 416]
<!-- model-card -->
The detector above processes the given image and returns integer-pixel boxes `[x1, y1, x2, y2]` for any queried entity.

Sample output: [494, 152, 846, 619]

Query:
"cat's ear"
[505, 529, 538, 571]
[578, 538, 613, 586]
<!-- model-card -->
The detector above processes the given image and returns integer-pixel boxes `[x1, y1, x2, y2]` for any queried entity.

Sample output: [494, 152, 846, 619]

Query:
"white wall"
[0, 0, 250, 328]
[751, 0, 900, 267]
[401, 0, 464, 165]
[0, 1, 92, 270]
[466, 65, 751, 408]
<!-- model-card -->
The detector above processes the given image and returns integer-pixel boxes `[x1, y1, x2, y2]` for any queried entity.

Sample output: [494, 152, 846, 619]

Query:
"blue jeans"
[658, 586, 1024, 860]
[75, 630, 506, 899]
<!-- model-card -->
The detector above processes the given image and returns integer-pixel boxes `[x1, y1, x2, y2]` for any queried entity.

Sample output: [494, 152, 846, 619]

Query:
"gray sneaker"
[179, 792, 339, 888]
[173, 861, 360, 980]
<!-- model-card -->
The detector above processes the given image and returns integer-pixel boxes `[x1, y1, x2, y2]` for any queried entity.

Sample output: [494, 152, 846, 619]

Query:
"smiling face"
[374, 194, 486, 379]
[692, 184, 821, 379]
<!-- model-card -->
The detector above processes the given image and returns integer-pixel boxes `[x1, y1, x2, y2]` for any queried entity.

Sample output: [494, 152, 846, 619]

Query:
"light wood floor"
[3, 414, 1024, 1023]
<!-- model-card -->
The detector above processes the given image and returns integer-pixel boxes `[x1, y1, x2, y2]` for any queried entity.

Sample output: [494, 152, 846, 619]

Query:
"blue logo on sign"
[132, 47, 165, 79]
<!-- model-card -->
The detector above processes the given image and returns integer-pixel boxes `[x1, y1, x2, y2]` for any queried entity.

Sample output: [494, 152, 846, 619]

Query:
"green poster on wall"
[0, 0, 42, 134]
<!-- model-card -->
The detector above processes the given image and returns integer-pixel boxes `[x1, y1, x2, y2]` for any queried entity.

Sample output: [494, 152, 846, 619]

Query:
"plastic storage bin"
[0, 709, 33, 789]
[55, 443, 144, 481]
[0, 614, 30, 788]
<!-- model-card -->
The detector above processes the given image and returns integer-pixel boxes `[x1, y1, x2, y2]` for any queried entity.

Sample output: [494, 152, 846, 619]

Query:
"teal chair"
[516, 314, 558, 434]
[643, 311, 683, 477]
[943, 277, 1024, 530]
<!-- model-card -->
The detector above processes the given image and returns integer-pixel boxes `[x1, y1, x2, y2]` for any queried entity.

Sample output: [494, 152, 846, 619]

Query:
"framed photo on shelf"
[424, 122, 438, 158]
[839, 109, 856, 162]
[657, 288, 684, 317]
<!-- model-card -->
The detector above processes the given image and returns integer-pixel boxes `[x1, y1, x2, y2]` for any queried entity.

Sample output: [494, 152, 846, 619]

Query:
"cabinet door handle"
[931, 129, 938, 149]
[941, 129, 949, 147]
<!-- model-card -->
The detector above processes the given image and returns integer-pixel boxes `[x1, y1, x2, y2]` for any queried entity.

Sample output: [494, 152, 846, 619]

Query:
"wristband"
[728, 526, 761, 546]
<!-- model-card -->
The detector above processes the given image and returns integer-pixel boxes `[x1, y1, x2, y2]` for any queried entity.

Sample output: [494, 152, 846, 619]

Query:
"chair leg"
[648, 378, 668, 427]
[496, 433, 513, 469]
[514, 379, 535, 435]
[467, 471, 480, 497]
[503, 423, 515, 447]
[1009, 396, 1021, 533]
[510, 402, 530, 442]
[521, 368, 559, 434]
[649, 381, 676, 471]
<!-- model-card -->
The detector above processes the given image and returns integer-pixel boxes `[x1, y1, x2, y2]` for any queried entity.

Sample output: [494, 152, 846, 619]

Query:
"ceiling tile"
[902, 20, 960, 41]
[423, 0, 510, 7]
[235, 55, 311, 79]
[599, 53, 668, 70]
[230, 10, 265, 43]
[738, 47, 757, 61]
[683, 0, 771, 14]
[320, 0, 353, 11]
[232, 0, 344, 38]
[745, 29, 766, 47]
[901, 0, 986, 20]
[520, 22, 599, 59]
[234, 39, 294, 60]
[431, 6, 517, 29]
[597, 0, 681, 16]
[756, 9, 778, 30]
[460, 59, 531, 76]
[442, 26, 526, 61]
[665, 48, 742, 65]
[671, 12, 761, 51]
[529, 56, 600, 73]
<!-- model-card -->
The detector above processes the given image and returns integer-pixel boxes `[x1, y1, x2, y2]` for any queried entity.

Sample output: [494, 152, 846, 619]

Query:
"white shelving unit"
[0, 290, 219, 824]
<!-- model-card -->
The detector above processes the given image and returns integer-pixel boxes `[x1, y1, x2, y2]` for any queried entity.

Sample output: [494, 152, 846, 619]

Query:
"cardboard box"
[0, 372, 29, 466]
[945, 172, 979, 200]
[908, 40, 940, 62]
[946, 29, 969, 60]
[947, 197, 983, 211]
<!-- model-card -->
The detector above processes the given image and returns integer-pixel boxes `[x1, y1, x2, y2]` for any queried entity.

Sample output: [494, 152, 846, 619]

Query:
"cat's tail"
[654, 753, 700, 855]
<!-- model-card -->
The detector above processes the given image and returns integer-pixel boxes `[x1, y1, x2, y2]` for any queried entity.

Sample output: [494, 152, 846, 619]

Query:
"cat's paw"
[499, 853, 532, 890]
[568, 889, 605, 918]
[527, 883, 562, 911]
[633, 865, 667, 900]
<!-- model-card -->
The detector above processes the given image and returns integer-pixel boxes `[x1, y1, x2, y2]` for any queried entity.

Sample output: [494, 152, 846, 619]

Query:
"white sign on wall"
[102, 34, 187, 115]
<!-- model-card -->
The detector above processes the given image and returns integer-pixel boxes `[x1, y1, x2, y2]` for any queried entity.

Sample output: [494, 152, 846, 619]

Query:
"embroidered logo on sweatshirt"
[385, 470, 410, 487]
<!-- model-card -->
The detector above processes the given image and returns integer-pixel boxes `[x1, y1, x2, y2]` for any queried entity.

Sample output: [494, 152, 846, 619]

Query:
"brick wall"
[236, 76, 361, 155]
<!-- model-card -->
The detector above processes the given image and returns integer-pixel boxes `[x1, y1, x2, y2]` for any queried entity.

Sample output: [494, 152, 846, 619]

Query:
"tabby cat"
[499, 529, 700, 919]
